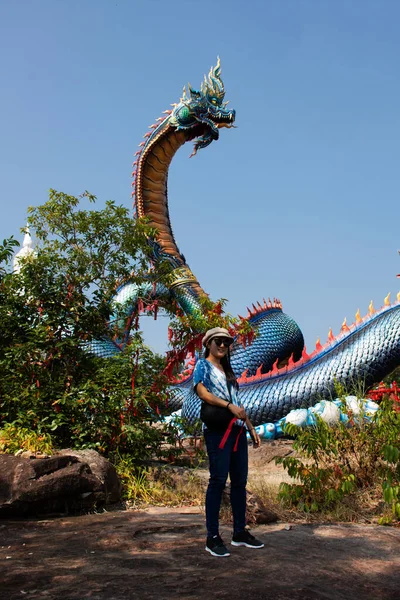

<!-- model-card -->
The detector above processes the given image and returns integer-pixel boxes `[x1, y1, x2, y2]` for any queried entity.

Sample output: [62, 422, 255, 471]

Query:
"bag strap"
[218, 417, 238, 450]
[233, 423, 245, 451]
[227, 382, 233, 403]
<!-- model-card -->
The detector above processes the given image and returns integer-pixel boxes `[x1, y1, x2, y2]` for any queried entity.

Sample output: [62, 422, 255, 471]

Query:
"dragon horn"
[214, 56, 221, 77]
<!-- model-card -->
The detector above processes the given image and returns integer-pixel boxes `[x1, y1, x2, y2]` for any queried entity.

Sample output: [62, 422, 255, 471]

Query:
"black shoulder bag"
[200, 384, 237, 432]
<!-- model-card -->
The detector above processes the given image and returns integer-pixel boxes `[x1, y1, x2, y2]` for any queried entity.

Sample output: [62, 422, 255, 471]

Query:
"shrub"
[0, 423, 54, 455]
[277, 393, 400, 522]
[114, 453, 204, 507]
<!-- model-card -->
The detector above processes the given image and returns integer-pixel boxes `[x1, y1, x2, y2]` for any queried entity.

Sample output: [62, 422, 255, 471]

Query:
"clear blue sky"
[1, 0, 399, 354]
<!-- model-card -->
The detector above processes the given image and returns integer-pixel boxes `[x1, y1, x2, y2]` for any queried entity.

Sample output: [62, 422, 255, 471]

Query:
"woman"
[193, 326, 264, 557]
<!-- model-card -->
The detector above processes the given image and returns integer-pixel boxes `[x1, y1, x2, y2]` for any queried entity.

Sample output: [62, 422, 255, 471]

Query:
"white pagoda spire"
[13, 226, 35, 273]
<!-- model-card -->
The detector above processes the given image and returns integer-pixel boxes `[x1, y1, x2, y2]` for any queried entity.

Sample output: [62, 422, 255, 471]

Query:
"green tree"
[0, 236, 19, 280]
[0, 190, 171, 458]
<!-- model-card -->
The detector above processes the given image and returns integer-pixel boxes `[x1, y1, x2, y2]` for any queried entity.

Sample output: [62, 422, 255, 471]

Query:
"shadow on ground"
[1, 506, 400, 600]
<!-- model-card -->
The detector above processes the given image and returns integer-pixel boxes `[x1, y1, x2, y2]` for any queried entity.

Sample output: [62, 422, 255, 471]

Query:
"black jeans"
[204, 425, 248, 538]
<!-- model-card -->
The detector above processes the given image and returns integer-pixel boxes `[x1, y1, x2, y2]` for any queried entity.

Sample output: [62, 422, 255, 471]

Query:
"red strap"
[233, 423, 245, 452]
[218, 417, 238, 450]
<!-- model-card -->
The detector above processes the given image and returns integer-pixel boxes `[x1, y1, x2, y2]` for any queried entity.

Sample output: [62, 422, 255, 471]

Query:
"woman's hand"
[250, 428, 261, 447]
[228, 403, 247, 421]
[245, 418, 261, 447]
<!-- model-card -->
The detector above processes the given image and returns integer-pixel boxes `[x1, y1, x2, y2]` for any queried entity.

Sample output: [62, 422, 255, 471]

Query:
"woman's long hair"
[204, 346, 239, 391]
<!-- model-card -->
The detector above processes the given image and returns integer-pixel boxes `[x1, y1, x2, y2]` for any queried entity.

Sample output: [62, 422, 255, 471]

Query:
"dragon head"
[170, 57, 236, 156]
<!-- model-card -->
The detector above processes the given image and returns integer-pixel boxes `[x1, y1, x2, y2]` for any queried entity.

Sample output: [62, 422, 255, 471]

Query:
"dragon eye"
[210, 98, 217, 105]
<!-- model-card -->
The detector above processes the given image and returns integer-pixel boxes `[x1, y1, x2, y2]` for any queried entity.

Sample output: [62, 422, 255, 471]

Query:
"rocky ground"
[1, 441, 400, 599]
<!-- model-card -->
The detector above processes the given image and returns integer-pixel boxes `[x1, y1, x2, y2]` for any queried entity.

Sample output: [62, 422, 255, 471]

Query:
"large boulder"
[0, 450, 121, 517]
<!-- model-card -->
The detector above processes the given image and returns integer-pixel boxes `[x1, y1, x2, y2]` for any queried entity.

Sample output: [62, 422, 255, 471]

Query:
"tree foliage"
[0, 236, 19, 280]
[165, 296, 254, 378]
[0, 190, 173, 459]
[384, 366, 400, 385]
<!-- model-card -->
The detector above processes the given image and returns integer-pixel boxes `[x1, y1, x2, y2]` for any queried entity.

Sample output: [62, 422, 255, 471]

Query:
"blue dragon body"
[108, 59, 400, 427]
[179, 303, 400, 425]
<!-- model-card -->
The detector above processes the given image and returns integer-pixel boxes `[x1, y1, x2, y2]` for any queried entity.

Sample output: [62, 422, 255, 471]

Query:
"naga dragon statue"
[100, 58, 400, 429]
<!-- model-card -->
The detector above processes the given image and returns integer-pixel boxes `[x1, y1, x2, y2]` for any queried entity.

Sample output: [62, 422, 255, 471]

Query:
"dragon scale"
[121, 59, 400, 426]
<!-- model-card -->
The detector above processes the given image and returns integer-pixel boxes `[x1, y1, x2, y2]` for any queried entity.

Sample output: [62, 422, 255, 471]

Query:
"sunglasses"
[212, 337, 233, 348]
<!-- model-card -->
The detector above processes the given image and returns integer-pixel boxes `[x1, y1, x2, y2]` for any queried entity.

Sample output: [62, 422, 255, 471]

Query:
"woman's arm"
[196, 382, 247, 420]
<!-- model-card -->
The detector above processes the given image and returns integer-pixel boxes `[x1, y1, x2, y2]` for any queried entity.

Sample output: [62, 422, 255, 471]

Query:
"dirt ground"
[1, 442, 400, 600]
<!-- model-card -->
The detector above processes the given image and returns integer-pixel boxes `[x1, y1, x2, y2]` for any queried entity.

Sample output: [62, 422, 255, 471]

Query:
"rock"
[58, 449, 121, 504]
[221, 485, 279, 525]
[20, 451, 35, 459]
[0, 450, 121, 517]
[246, 490, 279, 524]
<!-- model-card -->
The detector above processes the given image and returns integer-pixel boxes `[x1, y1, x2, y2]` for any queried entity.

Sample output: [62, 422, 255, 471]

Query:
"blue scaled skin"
[178, 303, 400, 426]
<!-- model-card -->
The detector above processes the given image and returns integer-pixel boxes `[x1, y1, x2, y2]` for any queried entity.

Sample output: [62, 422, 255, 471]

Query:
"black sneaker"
[205, 535, 230, 557]
[231, 530, 264, 548]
